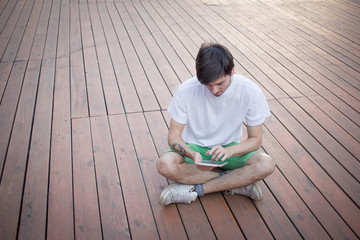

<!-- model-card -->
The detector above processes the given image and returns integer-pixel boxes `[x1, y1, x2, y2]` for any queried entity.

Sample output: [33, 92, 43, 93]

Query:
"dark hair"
[195, 43, 234, 84]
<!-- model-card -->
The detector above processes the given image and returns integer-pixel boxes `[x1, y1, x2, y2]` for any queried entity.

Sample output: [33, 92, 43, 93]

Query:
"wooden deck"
[0, 0, 359, 239]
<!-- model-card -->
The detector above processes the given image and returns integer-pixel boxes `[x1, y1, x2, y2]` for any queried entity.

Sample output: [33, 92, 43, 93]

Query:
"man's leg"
[158, 151, 275, 205]
[157, 151, 222, 205]
[156, 151, 219, 184]
[202, 152, 275, 194]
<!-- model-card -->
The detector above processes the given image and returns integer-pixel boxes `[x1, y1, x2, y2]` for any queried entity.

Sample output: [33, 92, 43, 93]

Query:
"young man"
[157, 43, 275, 205]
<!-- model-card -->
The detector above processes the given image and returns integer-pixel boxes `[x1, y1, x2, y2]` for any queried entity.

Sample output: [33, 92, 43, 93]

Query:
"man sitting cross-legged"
[157, 42, 275, 205]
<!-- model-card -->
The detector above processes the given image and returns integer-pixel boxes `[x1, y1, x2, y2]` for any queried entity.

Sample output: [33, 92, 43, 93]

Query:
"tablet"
[195, 160, 228, 167]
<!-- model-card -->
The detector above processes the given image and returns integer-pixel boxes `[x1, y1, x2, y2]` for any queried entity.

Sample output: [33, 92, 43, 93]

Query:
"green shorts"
[165, 142, 259, 170]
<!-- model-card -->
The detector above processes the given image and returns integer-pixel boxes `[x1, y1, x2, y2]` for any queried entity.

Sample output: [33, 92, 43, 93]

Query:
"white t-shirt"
[168, 74, 270, 148]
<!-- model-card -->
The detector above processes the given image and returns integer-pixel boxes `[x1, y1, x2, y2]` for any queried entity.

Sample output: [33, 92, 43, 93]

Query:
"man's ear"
[231, 67, 235, 76]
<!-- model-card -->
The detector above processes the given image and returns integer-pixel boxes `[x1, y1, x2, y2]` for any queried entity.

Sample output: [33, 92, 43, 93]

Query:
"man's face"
[204, 74, 232, 97]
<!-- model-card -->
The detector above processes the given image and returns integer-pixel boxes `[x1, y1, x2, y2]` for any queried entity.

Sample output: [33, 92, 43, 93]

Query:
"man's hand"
[206, 145, 233, 161]
[193, 152, 203, 164]
[193, 152, 215, 171]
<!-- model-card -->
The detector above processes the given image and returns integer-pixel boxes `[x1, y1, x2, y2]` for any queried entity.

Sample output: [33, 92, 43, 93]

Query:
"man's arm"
[168, 118, 202, 163]
[207, 124, 264, 161]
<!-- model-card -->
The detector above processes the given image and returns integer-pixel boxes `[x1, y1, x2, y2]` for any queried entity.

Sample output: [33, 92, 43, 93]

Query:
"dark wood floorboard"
[0, 0, 359, 239]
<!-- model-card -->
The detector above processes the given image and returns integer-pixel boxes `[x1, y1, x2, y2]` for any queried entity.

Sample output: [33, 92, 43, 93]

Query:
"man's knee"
[156, 154, 170, 177]
[249, 152, 275, 178]
[262, 154, 275, 176]
[156, 152, 182, 179]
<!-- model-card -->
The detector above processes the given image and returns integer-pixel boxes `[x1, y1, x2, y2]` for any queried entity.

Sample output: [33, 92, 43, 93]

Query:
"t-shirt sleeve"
[167, 88, 187, 124]
[245, 89, 271, 126]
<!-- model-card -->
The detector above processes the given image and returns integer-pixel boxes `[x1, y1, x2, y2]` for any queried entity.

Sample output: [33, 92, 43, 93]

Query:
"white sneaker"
[225, 182, 263, 201]
[159, 183, 198, 205]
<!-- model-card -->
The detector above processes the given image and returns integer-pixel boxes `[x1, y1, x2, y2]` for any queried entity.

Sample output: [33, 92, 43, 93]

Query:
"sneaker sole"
[159, 183, 178, 205]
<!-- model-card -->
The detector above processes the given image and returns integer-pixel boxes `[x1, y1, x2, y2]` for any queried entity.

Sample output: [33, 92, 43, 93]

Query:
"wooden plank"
[264, 166, 330, 239]
[141, 1, 196, 76]
[266, 101, 360, 236]
[0, 0, 26, 58]
[132, 1, 193, 84]
[201, 193, 246, 239]
[0, 61, 26, 177]
[15, 0, 44, 61]
[335, 0, 360, 13]
[0, 61, 13, 99]
[29, 0, 51, 60]
[1, 0, 35, 62]
[318, 93, 360, 127]
[90, 116, 130, 239]
[309, 95, 360, 142]
[47, 57, 74, 240]
[56, 0, 69, 59]
[0, 60, 40, 240]
[274, 0, 360, 57]
[262, 122, 358, 239]
[42, 0, 61, 60]
[261, 0, 360, 81]
[149, 0, 199, 60]
[239, 1, 360, 103]
[127, 112, 188, 239]
[238, 15, 360, 101]
[298, 1, 360, 45]
[224, 194, 274, 240]
[291, 97, 360, 178]
[281, 0, 360, 45]
[70, 2, 89, 118]
[327, 0, 360, 27]
[0, 0, 11, 17]
[109, 114, 159, 239]
[107, 3, 160, 112]
[265, 0, 360, 60]
[124, 2, 181, 95]
[159, 0, 205, 48]
[88, 3, 124, 115]
[144, 111, 217, 240]
[271, 99, 360, 206]
[115, 2, 173, 110]
[143, 111, 169, 156]
[72, 117, 102, 240]
[176, 203, 217, 240]
[18, 58, 55, 239]
[307, 1, 360, 35]
[79, 3, 107, 117]
[96, 3, 142, 113]
[254, 181, 302, 239]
